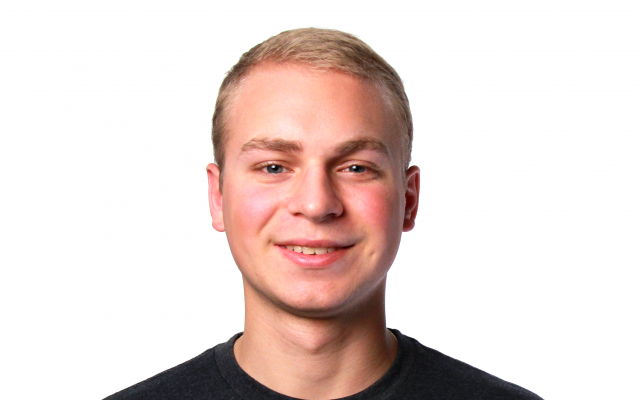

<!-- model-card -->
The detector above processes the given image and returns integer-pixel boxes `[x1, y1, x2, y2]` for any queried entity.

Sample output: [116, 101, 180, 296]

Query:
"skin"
[207, 62, 420, 399]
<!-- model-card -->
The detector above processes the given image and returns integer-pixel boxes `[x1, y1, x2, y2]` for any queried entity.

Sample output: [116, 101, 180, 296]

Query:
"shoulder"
[395, 330, 543, 400]
[103, 345, 235, 400]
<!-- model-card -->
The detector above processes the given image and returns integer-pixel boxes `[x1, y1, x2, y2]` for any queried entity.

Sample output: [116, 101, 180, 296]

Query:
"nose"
[287, 167, 344, 222]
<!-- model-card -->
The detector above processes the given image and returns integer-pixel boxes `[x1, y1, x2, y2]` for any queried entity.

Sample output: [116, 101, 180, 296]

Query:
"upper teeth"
[285, 245, 336, 255]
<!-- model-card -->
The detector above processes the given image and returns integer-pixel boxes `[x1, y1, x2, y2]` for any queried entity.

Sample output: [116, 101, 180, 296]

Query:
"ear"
[402, 165, 420, 232]
[206, 163, 225, 232]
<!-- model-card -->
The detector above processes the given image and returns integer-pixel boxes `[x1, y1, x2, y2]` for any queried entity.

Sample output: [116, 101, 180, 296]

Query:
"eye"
[346, 164, 367, 173]
[339, 162, 381, 179]
[264, 164, 285, 174]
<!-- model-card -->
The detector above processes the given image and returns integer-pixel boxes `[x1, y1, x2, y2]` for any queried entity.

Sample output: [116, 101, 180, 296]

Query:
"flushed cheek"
[350, 184, 403, 230]
[347, 185, 404, 259]
[223, 183, 283, 246]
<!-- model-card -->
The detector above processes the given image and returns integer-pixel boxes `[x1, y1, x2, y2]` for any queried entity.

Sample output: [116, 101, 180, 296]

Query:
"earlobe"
[207, 163, 225, 232]
[402, 165, 420, 232]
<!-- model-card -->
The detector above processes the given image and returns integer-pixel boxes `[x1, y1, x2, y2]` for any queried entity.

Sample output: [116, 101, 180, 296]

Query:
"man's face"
[208, 62, 419, 317]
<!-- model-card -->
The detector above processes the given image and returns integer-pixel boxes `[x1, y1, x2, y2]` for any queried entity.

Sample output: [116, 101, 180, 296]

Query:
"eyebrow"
[240, 137, 303, 154]
[239, 136, 390, 157]
[335, 138, 390, 157]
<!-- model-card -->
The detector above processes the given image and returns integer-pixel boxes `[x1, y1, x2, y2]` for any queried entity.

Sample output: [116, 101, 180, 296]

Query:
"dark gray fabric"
[104, 330, 542, 399]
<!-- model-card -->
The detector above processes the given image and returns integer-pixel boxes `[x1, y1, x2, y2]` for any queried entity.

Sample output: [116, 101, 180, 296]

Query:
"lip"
[276, 244, 352, 269]
[276, 239, 351, 248]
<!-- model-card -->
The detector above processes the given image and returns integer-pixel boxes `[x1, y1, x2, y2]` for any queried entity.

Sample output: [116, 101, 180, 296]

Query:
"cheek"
[346, 184, 404, 233]
[344, 184, 404, 279]
[223, 183, 282, 237]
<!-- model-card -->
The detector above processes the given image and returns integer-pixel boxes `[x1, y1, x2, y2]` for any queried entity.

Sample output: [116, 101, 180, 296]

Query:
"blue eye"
[265, 164, 284, 174]
[348, 165, 366, 173]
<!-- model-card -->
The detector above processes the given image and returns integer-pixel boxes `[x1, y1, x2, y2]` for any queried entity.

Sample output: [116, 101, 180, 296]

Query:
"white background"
[1, 1, 638, 399]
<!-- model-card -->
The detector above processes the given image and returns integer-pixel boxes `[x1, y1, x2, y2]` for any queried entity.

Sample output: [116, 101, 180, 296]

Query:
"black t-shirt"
[105, 329, 542, 399]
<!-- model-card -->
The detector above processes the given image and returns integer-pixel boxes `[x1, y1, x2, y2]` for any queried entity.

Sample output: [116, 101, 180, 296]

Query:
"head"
[207, 29, 419, 319]
[212, 28, 413, 183]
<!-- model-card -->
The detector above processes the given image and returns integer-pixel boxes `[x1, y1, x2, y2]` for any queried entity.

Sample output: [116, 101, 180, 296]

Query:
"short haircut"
[212, 28, 413, 175]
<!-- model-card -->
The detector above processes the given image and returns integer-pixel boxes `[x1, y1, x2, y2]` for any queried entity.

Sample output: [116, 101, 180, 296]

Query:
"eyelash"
[341, 164, 368, 173]
[256, 162, 290, 174]
[254, 162, 379, 176]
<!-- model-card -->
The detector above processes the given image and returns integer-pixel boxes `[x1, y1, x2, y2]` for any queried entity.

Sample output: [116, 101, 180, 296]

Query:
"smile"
[282, 245, 336, 255]
[276, 243, 351, 269]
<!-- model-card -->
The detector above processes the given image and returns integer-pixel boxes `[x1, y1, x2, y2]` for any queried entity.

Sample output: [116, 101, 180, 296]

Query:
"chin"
[242, 266, 388, 319]
[270, 281, 385, 319]
[278, 298, 351, 319]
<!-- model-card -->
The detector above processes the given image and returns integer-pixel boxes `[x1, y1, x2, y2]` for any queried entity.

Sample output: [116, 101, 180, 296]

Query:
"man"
[106, 28, 542, 399]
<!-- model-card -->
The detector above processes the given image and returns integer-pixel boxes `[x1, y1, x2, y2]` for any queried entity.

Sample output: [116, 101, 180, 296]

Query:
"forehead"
[225, 62, 400, 156]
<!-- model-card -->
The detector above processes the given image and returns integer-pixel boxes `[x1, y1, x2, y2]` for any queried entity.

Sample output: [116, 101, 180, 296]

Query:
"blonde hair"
[212, 28, 412, 173]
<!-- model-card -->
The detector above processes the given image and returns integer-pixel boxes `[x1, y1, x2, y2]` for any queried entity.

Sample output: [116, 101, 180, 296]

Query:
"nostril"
[284, 170, 345, 221]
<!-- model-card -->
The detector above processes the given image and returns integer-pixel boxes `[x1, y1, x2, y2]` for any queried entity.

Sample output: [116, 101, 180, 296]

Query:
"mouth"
[279, 245, 338, 255]
[276, 243, 352, 268]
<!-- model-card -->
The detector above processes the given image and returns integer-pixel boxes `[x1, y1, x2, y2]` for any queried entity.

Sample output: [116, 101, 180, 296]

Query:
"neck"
[234, 279, 398, 400]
